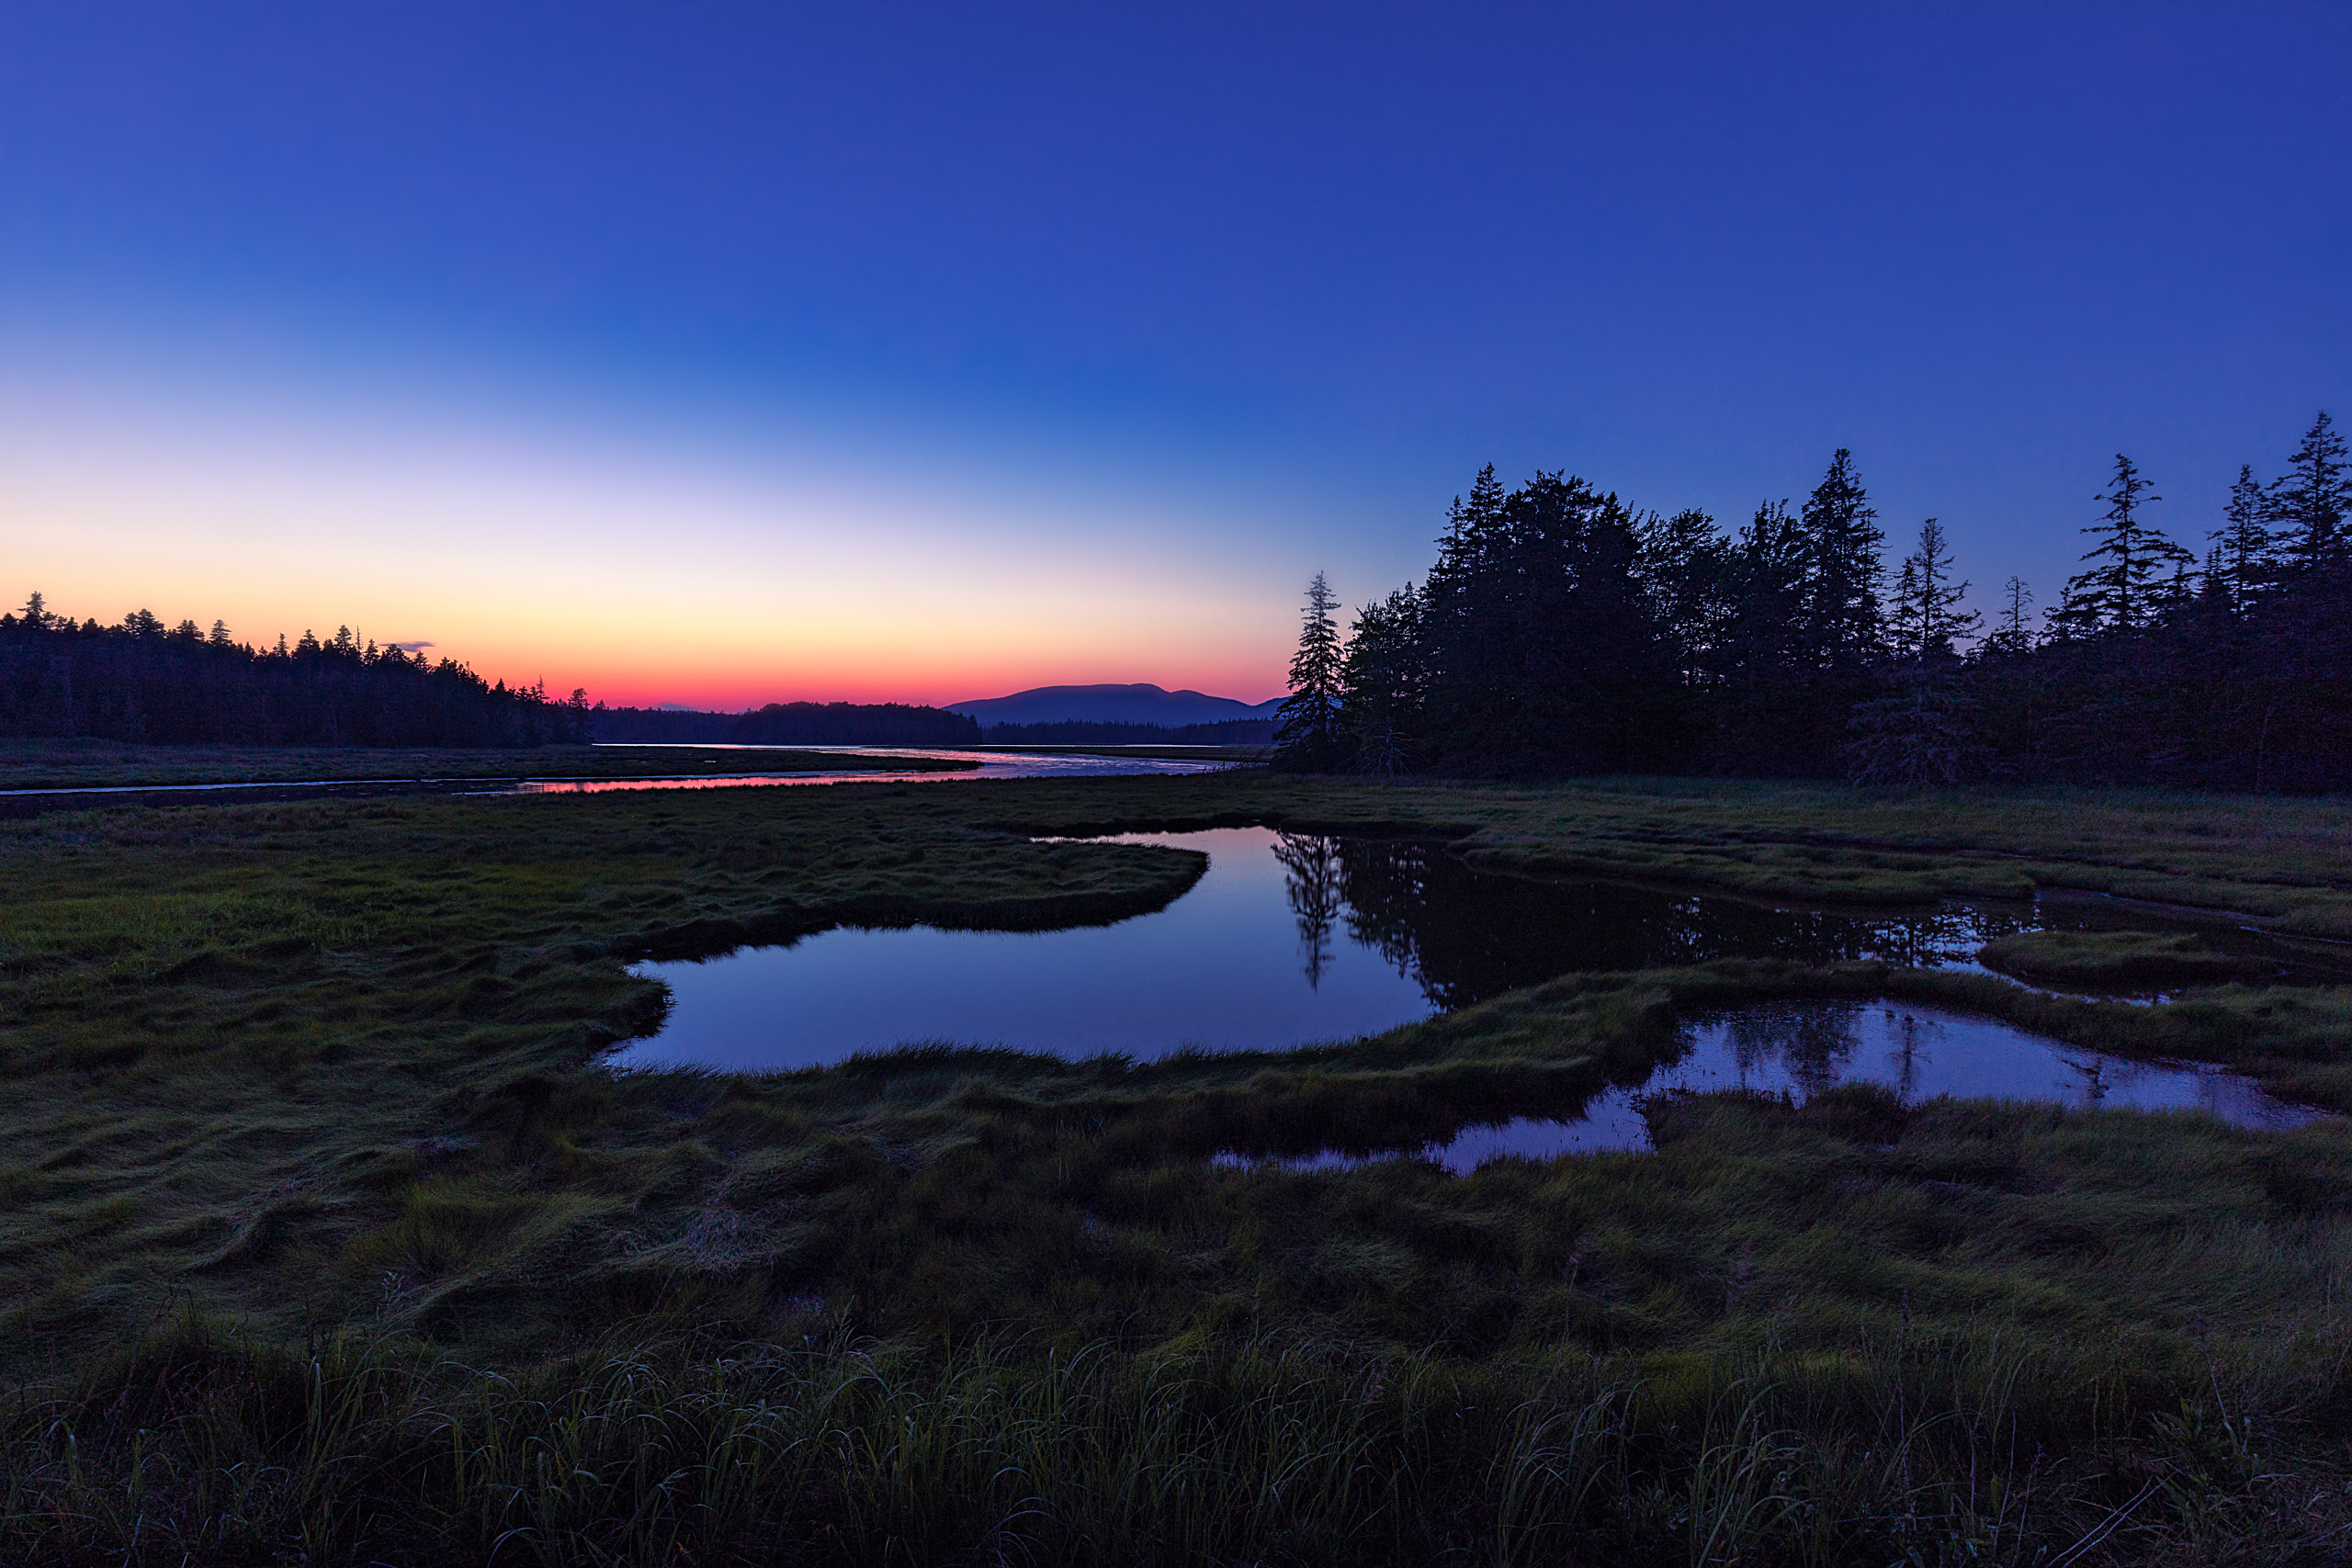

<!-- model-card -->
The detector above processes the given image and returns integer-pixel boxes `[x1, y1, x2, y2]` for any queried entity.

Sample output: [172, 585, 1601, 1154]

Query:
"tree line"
[590, 704, 982, 746]
[1276, 412, 2352, 791]
[0, 598, 590, 748]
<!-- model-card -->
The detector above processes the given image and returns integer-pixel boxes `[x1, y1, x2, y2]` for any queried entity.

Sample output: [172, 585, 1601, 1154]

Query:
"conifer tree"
[1723, 500, 1810, 680]
[1635, 507, 1735, 685]
[1887, 518, 1977, 663]
[1337, 585, 1424, 774]
[1979, 576, 2036, 657]
[2271, 410, 2350, 576]
[2210, 464, 2279, 614]
[1273, 571, 1345, 770]
[2053, 455, 2192, 636]
[1799, 449, 1884, 667]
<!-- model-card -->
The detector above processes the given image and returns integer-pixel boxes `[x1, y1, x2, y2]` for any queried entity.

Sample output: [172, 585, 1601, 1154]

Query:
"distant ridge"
[945, 682, 1283, 728]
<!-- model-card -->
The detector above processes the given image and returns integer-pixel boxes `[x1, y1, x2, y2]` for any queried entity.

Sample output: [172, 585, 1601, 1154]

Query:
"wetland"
[11, 763, 2352, 1563]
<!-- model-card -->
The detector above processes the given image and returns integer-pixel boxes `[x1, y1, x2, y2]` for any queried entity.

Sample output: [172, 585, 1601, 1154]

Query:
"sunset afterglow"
[3, 6, 2345, 707]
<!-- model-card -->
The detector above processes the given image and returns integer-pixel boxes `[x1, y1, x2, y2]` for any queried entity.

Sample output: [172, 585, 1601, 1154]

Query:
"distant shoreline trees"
[0, 602, 588, 748]
[587, 704, 984, 746]
[1277, 412, 2352, 792]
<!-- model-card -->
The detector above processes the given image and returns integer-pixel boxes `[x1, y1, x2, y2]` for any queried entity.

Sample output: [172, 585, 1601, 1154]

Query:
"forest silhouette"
[0, 604, 586, 748]
[1278, 412, 2352, 791]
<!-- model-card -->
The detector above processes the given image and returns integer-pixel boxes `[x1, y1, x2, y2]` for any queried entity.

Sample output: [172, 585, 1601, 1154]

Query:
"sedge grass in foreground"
[9, 1315, 2352, 1565]
[9, 772, 2352, 1562]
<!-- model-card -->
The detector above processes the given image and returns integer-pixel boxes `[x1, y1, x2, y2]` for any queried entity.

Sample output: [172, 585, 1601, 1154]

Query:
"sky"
[1, 3, 2346, 708]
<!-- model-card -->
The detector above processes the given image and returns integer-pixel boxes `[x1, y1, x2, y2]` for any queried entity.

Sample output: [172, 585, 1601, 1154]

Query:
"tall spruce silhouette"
[1798, 449, 1885, 670]
[2211, 464, 2279, 615]
[2272, 411, 2350, 576]
[2052, 456, 2192, 637]
[1272, 572, 1345, 770]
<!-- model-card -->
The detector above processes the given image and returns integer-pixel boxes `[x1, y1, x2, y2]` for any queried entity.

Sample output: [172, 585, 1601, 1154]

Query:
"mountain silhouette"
[945, 682, 1283, 728]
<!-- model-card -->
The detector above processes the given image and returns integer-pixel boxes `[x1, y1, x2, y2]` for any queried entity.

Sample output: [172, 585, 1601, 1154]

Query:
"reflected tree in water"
[1272, 833, 1343, 988]
[1265, 833, 2116, 1021]
[1724, 1003, 1867, 1095]
[1883, 1009, 1933, 1100]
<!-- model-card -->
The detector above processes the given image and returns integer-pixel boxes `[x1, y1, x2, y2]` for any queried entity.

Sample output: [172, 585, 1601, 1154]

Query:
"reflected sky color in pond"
[614, 829, 1435, 1066]
[0, 748, 1227, 818]
[1230, 1002, 2320, 1175]
[617, 829, 2326, 1148]
[519, 750, 1228, 795]
[616, 827, 2055, 1070]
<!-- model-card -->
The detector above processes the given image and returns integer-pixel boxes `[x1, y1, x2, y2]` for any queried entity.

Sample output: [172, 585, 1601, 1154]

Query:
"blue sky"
[1, 2, 2345, 704]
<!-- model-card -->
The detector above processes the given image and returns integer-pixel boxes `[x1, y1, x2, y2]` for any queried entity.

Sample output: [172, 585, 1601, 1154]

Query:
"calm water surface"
[616, 827, 2324, 1146]
[0, 749, 1225, 818]
[1227, 1001, 2317, 1173]
[615, 826, 2310, 1062]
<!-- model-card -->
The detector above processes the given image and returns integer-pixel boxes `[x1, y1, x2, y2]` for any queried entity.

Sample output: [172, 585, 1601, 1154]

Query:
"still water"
[515, 750, 1230, 795]
[616, 827, 2258, 1060]
[1226, 1001, 2318, 1173]
[0, 749, 1227, 818]
[614, 827, 2320, 1143]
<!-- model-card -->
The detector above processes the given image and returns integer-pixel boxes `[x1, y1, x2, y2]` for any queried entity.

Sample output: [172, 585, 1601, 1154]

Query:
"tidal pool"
[620, 825, 2133, 1070]
[615, 827, 2324, 1146]
[1221, 1001, 2319, 1174]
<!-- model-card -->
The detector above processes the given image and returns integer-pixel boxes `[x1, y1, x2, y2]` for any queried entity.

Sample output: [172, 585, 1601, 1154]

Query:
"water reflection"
[0, 749, 1229, 820]
[1222, 1002, 2321, 1175]
[1267, 831, 2036, 1012]
[1272, 834, 1343, 988]
[616, 827, 2332, 1072]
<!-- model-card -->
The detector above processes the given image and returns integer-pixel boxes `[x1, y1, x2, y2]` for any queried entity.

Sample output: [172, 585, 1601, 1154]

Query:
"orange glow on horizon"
[0, 344, 1335, 715]
[2, 418, 1300, 712]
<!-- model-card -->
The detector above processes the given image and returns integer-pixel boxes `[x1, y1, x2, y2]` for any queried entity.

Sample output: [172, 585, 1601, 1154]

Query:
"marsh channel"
[0, 747, 1229, 818]
[616, 826, 2333, 1160]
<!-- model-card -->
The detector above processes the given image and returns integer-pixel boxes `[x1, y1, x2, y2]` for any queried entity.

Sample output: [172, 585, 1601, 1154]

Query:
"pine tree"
[1337, 585, 1424, 774]
[2271, 410, 2351, 576]
[1886, 518, 1978, 663]
[1979, 576, 2036, 657]
[1419, 465, 1511, 718]
[2053, 455, 2192, 636]
[20, 591, 47, 631]
[1723, 500, 1810, 680]
[1273, 571, 1345, 770]
[1799, 449, 1885, 667]
[1634, 507, 1735, 685]
[2210, 464, 2278, 614]
[1887, 554, 1923, 661]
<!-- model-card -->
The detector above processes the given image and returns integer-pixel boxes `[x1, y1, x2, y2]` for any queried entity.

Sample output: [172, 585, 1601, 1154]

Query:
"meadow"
[6, 768, 2352, 1563]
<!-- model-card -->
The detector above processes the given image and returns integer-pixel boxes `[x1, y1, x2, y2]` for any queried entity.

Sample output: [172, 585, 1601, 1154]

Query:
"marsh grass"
[10, 772, 2352, 1560]
[9, 1311, 2349, 1565]
[1976, 931, 2262, 991]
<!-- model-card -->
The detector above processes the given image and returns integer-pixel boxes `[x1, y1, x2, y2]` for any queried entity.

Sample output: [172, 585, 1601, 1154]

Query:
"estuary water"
[0, 748, 1227, 818]
[613, 828, 2319, 1136]
[1222, 1001, 2319, 1172]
